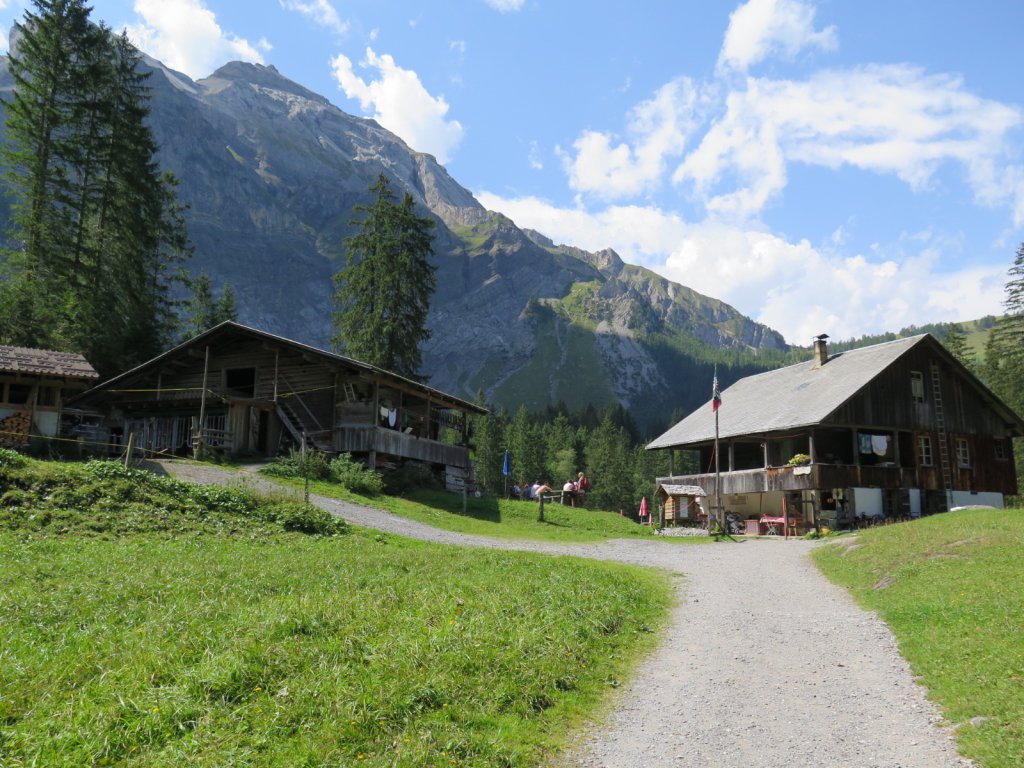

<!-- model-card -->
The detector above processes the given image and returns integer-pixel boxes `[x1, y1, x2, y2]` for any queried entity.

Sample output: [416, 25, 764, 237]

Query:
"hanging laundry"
[388, 409, 397, 428]
[872, 435, 889, 456]
[858, 433, 873, 454]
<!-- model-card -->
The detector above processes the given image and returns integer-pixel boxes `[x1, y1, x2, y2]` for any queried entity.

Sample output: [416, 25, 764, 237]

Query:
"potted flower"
[787, 453, 811, 466]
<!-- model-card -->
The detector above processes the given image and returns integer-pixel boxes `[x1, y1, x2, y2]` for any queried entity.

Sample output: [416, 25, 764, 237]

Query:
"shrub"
[261, 501, 349, 535]
[261, 449, 332, 480]
[328, 453, 384, 495]
[0, 448, 27, 468]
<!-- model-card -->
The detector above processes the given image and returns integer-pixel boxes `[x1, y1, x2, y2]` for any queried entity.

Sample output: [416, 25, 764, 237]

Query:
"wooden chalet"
[647, 334, 1024, 528]
[70, 322, 486, 475]
[0, 345, 98, 449]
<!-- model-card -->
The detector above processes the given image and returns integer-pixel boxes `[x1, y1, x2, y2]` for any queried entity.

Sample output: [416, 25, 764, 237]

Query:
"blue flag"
[502, 449, 511, 476]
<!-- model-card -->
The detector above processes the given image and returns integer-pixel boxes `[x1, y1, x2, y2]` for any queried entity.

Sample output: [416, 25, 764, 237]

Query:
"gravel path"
[154, 461, 972, 768]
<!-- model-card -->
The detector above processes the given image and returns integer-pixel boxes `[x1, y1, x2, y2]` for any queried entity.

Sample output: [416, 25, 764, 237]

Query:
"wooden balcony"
[657, 463, 917, 496]
[335, 426, 470, 468]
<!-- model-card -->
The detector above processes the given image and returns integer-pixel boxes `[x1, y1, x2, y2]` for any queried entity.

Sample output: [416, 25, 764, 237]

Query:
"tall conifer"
[332, 173, 436, 378]
[0, 3, 189, 374]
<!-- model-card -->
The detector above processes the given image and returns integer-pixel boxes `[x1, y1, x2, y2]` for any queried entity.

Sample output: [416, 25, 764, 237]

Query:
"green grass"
[0, 455, 675, 767]
[813, 509, 1024, 768]
[289, 475, 694, 544]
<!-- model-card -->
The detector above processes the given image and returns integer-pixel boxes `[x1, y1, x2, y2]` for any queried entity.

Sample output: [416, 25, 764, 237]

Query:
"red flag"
[712, 371, 722, 412]
[639, 496, 648, 519]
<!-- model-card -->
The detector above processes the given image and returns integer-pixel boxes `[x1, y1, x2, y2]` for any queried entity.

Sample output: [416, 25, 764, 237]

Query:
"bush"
[261, 449, 332, 480]
[0, 448, 27, 469]
[328, 453, 383, 495]
[260, 501, 349, 535]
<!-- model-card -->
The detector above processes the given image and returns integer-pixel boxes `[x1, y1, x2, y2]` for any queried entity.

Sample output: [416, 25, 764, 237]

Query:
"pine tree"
[584, 413, 635, 514]
[941, 323, 975, 372]
[214, 283, 238, 324]
[332, 173, 436, 378]
[506, 405, 546, 486]
[469, 394, 506, 495]
[0, 4, 189, 374]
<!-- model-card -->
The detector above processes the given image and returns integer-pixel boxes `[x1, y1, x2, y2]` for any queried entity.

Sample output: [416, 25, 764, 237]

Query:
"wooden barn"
[0, 345, 98, 449]
[70, 322, 486, 475]
[647, 334, 1024, 529]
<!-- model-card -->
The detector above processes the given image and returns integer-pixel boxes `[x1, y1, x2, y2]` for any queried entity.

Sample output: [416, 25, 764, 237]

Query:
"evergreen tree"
[584, 413, 634, 514]
[470, 394, 506, 495]
[941, 322, 975, 372]
[0, 4, 189, 373]
[506, 405, 546, 486]
[332, 173, 436, 378]
[215, 283, 238, 324]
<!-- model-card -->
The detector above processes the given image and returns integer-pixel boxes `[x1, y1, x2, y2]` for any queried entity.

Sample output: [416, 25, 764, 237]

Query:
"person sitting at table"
[561, 479, 577, 506]
[533, 481, 554, 500]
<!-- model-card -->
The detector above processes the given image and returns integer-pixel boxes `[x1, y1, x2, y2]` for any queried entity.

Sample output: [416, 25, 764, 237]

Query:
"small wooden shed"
[654, 483, 707, 526]
[0, 345, 98, 449]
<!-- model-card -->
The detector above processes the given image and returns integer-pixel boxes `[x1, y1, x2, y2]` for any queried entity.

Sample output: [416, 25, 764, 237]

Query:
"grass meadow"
[0, 454, 673, 767]
[813, 508, 1024, 768]
[299, 477, 684, 544]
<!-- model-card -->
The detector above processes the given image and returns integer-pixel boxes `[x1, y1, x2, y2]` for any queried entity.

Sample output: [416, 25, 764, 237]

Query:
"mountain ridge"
[0, 49, 789, 430]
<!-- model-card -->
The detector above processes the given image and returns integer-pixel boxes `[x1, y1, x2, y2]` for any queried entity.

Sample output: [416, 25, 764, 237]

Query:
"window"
[37, 386, 58, 407]
[917, 435, 933, 466]
[956, 438, 971, 468]
[224, 368, 256, 397]
[995, 438, 1009, 461]
[910, 371, 925, 403]
[6, 383, 31, 405]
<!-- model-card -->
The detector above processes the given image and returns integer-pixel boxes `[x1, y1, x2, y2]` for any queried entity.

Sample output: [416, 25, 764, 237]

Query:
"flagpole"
[712, 365, 724, 533]
[715, 403, 722, 532]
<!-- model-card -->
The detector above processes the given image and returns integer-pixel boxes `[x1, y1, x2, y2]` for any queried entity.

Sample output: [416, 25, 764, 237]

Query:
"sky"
[2, 0, 1023, 345]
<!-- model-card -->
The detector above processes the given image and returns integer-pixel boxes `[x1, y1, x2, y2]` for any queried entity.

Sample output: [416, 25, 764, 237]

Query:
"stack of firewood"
[0, 409, 31, 448]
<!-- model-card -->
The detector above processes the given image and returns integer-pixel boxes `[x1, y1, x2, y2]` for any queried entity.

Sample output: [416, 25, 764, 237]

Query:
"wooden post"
[302, 431, 310, 505]
[669, 448, 675, 477]
[538, 493, 545, 523]
[273, 349, 279, 403]
[124, 432, 134, 468]
[194, 345, 210, 459]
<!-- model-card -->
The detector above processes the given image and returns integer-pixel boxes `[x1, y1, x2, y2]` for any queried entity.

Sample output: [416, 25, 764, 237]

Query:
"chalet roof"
[0, 345, 98, 380]
[73, 321, 487, 415]
[648, 334, 1009, 450]
[656, 484, 706, 497]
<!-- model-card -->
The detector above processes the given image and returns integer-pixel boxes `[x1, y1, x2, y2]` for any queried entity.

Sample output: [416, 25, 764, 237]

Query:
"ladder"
[930, 362, 953, 510]
[342, 382, 357, 402]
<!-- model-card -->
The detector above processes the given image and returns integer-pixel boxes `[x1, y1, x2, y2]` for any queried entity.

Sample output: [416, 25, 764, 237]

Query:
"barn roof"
[0, 345, 98, 380]
[647, 334, 1023, 450]
[73, 321, 487, 415]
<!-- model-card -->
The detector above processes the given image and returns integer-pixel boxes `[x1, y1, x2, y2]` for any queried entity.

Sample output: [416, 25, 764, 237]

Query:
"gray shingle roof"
[647, 335, 926, 449]
[0, 345, 98, 380]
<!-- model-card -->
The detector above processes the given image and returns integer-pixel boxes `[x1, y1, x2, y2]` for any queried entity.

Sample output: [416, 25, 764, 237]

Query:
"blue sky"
[2, 0, 1023, 345]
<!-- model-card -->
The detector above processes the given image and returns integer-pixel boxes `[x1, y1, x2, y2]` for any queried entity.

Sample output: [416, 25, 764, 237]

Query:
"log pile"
[0, 409, 31, 448]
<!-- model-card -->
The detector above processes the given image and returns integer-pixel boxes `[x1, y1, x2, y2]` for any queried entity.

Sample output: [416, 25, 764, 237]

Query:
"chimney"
[812, 334, 829, 369]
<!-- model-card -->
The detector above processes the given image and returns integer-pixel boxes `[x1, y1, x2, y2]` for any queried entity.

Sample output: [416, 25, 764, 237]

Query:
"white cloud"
[674, 65, 1024, 219]
[126, 0, 268, 79]
[562, 77, 702, 200]
[450, 40, 466, 55]
[280, 0, 348, 35]
[718, 0, 837, 73]
[474, 191, 1007, 343]
[330, 47, 464, 164]
[528, 140, 543, 170]
[484, 0, 526, 12]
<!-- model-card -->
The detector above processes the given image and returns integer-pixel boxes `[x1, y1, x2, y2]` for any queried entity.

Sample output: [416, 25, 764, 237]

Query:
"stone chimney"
[812, 334, 829, 369]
